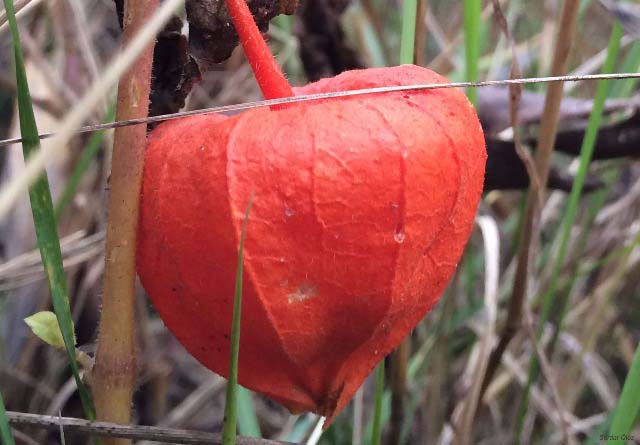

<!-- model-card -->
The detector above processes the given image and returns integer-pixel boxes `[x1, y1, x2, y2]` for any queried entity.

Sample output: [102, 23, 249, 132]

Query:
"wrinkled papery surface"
[137, 65, 486, 422]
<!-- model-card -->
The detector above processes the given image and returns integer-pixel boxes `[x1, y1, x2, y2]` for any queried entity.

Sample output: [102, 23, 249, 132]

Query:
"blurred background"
[1, 0, 639, 444]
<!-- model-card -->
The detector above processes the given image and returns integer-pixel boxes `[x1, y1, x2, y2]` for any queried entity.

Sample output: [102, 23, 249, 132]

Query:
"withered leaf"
[150, 16, 201, 117]
[112, 0, 299, 115]
[187, 0, 299, 72]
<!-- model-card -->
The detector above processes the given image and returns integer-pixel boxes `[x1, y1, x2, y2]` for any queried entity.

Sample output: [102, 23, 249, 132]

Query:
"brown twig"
[91, 0, 158, 440]
[6, 411, 296, 445]
[492, 0, 542, 199]
[414, 0, 428, 66]
[480, 0, 582, 401]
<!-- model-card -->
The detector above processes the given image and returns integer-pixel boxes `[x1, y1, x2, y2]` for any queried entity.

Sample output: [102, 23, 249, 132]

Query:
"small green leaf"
[25, 311, 75, 349]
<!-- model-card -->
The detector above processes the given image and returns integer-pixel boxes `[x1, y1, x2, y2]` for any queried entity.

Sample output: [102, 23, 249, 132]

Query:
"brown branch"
[6, 411, 296, 445]
[91, 0, 158, 440]
[480, 0, 582, 399]
[414, 0, 428, 66]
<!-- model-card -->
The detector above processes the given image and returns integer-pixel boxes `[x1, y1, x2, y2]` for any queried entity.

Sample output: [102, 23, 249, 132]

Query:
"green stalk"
[2, 0, 95, 420]
[0, 392, 15, 445]
[464, 0, 481, 105]
[515, 21, 623, 441]
[608, 341, 640, 444]
[385, 3, 419, 442]
[371, 363, 385, 445]
[222, 193, 254, 445]
[400, 0, 417, 65]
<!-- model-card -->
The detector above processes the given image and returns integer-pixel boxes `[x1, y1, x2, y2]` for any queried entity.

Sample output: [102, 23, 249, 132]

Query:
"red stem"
[225, 0, 293, 100]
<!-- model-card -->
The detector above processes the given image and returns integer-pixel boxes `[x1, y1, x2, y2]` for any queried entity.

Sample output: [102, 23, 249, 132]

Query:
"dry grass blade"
[2, 3, 640, 444]
[5, 411, 296, 445]
[481, 0, 582, 412]
[522, 308, 575, 445]
[305, 417, 325, 445]
[490, 0, 541, 197]
[454, 216, 500, 445]
[2, 0, 96, 419]
[0, 0, 42, 33]
[479, 0, 538, 402]
[0, 0, 185, 220]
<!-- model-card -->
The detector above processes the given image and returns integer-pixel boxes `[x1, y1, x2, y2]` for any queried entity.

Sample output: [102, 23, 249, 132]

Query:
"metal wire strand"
[0, 72, 639, 148]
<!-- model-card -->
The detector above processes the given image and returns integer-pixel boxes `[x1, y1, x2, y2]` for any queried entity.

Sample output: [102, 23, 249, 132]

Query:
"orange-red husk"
[136, 64, 486, 423]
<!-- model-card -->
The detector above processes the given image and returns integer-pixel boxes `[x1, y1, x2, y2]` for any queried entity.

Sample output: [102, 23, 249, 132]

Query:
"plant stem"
[3, 0, 95, 419]
[224, 0, 293, 99]
[509, 1, 581, 443]
[464, 0, 481, 105]
[515, 21, 623, 441]
[222, 193, 254, 445]
[91, 0, 158, 440]
[541, 20, 623, 365]
[387, 3, 419, 442]
[371, 363, 385, 445]
[400, 0, 418, 65]
[479, 0, 581, 406]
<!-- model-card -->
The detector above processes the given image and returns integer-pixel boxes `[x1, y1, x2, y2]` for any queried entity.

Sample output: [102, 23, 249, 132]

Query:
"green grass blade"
[610, 41, 640, 98]
[0, 392, 15, 445]
[2, 0, 95, 420]
[370, 362, 385, 445]
[55, 103, 116, 223]
[608, 342, 640, 445]
[400, 0, 417, 65]
[514, 21, 624, 442]
[464, 0, 481, 105]
[237, 386, 261, 438]
[222, 192, 254, 445]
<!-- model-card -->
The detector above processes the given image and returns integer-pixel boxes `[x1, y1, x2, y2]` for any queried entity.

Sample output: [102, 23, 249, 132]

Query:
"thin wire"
[1, 71, 639, 147]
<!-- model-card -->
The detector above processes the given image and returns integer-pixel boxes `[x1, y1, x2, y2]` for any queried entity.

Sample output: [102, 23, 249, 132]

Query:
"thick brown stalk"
[480, 0, 581, 397]
[91, 0, 158, 440]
